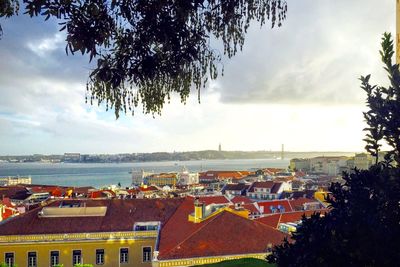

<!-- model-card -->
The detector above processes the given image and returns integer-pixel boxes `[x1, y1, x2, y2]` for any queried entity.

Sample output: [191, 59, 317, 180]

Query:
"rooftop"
[0, 198, 183, 235]
[158, 197, 287, 260]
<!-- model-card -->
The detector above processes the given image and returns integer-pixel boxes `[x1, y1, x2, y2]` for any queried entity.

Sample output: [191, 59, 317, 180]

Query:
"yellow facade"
[146, 176, 177, 187]
[153, 253, 269, 267]
[188, 206, 249, 224]
[314, 190, 330, 207]
[0, 231, 157, 267]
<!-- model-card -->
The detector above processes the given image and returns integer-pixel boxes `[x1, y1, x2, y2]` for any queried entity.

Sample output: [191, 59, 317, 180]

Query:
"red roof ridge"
[278, 213, 283, 225]
[287, 200, 294, 211]
[160, 210, 226, 257]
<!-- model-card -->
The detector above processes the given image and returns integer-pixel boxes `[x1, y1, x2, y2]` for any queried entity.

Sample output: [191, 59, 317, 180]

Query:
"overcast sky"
[0, 0, 395, 155]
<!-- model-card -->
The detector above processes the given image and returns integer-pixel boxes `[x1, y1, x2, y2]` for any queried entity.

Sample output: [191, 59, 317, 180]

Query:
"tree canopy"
[267, 33, 400, 267]
[0, 0, 287, 118]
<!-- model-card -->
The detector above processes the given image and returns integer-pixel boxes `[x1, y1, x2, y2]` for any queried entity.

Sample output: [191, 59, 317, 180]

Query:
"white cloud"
[27, 32, 64, 57]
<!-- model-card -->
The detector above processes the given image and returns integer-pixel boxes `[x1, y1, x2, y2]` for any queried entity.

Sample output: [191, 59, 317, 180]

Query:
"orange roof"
[289, 197, 319, 209]
[256, 209, 329, 228]
[257, 200, 293, 214]
[0, 199, 183, 235]
[230, 196, 253, 204]
[195, 195, 230, 206]
[263, 168, 286, 175]
[139, 186, 159, 192]
[274, 176, 294, 182]
[199, 171, 253, 181]
[158, 200, 287, 260]
[242, 203, 260, 214]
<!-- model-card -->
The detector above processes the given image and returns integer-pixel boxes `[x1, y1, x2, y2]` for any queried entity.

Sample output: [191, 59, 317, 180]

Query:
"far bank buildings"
[0, 196, 286, 267]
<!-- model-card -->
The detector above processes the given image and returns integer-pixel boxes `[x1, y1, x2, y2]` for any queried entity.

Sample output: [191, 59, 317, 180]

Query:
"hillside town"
[0, 153, 374, 267]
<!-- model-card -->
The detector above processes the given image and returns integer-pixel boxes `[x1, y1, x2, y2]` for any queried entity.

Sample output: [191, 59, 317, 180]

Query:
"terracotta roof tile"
[223, 183, 249, 191]
[256, 209, 329, 228]
[195, 195, 230, 206]
[158, 211, 287, 260]
[247, 181, 283, 194]
[230, 196, 253, 204]
[0, 198, 183, 235]
[257, 200, 293, 214]
[289, 197, 320, 210]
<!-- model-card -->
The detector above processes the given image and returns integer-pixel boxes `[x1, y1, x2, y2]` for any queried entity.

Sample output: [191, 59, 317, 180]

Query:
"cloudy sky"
[0, 0, 395, 155]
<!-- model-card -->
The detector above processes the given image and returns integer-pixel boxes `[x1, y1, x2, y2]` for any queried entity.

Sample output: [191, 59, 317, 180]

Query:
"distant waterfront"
[0, 159, 290, 188]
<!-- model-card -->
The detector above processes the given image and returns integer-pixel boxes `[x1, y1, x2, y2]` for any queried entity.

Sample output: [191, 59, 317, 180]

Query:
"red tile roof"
[289, 197, 319, 210]
[256, 209, 329, 228]
[241, 203, 260, 214]
[0, 196, 289, 261]
[262, 168, 286, 175]
[195, 195, 230, 206]
[223, 183, 250, 191]
[0, 198, 183, 235]
[0, 186, 30, 200]
[158, 209, 287, 260]
[247, 181, 283, 194]
[230, 196, 253, 204]
[257, 200, 293, 214]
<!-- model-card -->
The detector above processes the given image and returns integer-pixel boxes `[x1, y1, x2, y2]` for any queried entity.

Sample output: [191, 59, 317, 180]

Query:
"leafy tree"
[0, 0, 287, 118]
[267, 33, 400, 267]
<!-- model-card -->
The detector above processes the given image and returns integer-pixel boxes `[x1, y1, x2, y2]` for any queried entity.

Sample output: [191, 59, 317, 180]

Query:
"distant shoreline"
[0, 151, 357, 165]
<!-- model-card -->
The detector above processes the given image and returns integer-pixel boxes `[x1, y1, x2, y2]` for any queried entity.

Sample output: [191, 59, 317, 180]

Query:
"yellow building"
[0, 198, 183, 267]
[145, 173, 178, 187]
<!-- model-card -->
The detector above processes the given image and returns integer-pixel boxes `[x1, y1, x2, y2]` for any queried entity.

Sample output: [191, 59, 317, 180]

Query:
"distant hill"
[0, 151, 356, 163]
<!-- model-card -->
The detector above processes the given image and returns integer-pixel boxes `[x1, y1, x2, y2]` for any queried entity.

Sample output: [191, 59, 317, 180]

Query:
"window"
[28, 252, 37, 267]
[120, 248, 128, 264]
[50, 251, 59, 266]
[72, 250, 82, 265]
[96, 249, 104, 265]
[5, 253, 14, 267]
[142, 247, 152, 262]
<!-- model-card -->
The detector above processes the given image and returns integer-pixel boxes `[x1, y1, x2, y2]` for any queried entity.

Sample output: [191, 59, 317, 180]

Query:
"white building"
[246, 181, 286, 200]
[178, 168, 199, 185]
[0, 176, 31, 186]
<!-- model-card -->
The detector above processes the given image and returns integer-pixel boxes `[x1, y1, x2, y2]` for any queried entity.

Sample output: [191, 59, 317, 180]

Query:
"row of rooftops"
[0, 193, 328, 261]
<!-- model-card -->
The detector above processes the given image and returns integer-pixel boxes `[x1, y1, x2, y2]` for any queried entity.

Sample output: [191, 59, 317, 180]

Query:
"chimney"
[194, 197, 205, 223]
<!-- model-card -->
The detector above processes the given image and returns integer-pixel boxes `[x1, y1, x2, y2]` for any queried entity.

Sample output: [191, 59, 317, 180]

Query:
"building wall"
[146, 176, 177, 187]
[0, 237, 155, 267]
[153, 253, 268, 267]
[289, 159, 310, 171]
[354, 153, 372, 170]
[0, 177, 32, 186]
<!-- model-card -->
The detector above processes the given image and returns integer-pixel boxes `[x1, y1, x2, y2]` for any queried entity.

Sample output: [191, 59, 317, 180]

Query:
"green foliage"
[0, 0, 287, 118]
[267, 33, 400, 267]
[73, 264, 93, 267]
[0, 0, 19, 37]
[192, 258, 275, 267]
[361, 33, 400, 165]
